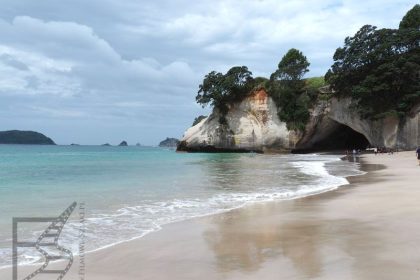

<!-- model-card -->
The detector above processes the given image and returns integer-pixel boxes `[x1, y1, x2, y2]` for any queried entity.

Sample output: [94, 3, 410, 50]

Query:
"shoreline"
[2, 151, 420, 279]
[0, 152, 353, 271]
[0, 153, 376, 274]
[3, 153, 357, 268]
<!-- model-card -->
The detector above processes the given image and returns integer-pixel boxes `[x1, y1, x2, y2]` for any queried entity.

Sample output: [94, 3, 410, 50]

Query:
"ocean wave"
[0, 154, 362, 268]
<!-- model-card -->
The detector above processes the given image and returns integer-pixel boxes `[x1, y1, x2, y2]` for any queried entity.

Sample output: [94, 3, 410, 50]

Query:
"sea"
[0, 145, 364, 268]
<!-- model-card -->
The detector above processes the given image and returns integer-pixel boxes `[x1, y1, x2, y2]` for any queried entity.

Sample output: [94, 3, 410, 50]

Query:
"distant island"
[0, 130, 56, 145]
[159, 138, 180, 148]
[119, 141, 128, 146]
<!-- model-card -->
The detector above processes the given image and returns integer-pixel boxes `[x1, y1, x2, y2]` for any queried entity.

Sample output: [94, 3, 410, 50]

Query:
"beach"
[2, 151, 420, 279]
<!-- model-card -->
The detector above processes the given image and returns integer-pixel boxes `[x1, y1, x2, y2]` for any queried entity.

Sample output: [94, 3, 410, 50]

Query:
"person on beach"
[416, 146, 420, 166]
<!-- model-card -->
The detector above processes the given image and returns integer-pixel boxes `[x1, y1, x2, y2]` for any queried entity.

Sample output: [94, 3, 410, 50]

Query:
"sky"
[0, 0, 417, 145]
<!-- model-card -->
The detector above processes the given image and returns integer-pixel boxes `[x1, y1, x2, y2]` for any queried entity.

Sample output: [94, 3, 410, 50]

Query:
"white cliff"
[301, 97, 419, 150]
[178, 90, 420, 152]
[178, 89, 294, 152]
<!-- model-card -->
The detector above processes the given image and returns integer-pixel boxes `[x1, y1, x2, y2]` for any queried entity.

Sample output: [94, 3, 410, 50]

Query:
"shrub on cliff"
[305, 77, 325, 95]
[269, 48, 311, 131]
[196, 66, 254, 123]
[252, 77, 270, 91]
[326, 5, 420, 119]
[192, 115, 207, 126]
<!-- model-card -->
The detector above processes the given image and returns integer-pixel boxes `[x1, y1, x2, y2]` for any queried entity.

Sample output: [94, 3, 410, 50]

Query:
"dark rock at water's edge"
[177, 140, 262, 153]
[159, 137, 180, 148]
[70, 143, 80, 146]
[119, 141, 128, 146]
[0, 130, 56, 145]
[102, 143, 112, 146]
[136, 143, 141, 146]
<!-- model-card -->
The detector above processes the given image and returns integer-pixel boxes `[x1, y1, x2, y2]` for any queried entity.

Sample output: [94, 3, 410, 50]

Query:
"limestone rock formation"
[177, 89, 419, 152]
[178, 89, 294, 152]
[298, 98, 420, 150]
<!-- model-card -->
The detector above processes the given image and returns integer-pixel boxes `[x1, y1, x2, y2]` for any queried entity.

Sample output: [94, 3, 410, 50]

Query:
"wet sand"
[2, 151, 420, 280]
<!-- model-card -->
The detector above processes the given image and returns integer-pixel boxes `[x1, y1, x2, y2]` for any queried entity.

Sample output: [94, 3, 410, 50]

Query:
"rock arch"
[294, 117, 371, 152]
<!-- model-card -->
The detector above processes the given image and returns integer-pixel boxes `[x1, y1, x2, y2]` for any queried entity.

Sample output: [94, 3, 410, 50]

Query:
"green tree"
[399, 4, 420, 29]
[196, 71, 225, 110]
[326, 6, 420, 119]
[196, 66, 253, 123]
[271, 48, 310, 81]
[222, 66, 254, 102]
[269, 48, 311, 130]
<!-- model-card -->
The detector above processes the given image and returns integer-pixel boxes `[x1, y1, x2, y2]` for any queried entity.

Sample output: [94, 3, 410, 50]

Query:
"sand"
[2, 151, 420, 280]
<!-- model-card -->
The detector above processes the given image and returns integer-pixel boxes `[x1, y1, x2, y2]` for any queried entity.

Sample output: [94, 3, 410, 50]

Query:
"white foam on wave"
[0, 155, 361, 268]
[291, 160, 349, 195]
[76, 156, 355, 254]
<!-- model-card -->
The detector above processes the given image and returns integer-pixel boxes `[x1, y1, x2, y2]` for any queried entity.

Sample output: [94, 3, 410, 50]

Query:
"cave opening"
[294, 123, 371, 153]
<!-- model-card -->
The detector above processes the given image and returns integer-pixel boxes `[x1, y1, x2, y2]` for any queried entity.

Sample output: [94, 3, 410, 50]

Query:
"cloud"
[0, 53, 29, 71]
[0, 0, 417, 144]
[0, 43, 79, 97]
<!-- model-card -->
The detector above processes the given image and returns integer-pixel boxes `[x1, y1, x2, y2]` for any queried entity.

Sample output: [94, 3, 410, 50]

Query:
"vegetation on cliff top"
[326, 4, 420, 119]
[195, 49, 317, 131]
[268, 48, 311, 131]
[0, 130, 56, 145]
[195, 66, 254, 123]
[194, 4, 418, 128]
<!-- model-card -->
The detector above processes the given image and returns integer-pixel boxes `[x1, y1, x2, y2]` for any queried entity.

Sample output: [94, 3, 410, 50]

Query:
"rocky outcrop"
[298, 97, 420, 150]
[159, 138, 180, 148]
[397, 103, 420, 149]
[178, 89, 419, 152]
[178, 89, 296, 152]
[0, 130, 56, 145]
[118, 141, 128, 146]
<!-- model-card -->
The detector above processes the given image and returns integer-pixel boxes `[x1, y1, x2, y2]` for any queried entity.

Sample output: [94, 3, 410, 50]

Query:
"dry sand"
[2, 151, 420, 280]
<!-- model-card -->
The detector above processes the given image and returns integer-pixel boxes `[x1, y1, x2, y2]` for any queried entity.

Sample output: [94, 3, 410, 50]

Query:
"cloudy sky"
[0, 0, 417, 145]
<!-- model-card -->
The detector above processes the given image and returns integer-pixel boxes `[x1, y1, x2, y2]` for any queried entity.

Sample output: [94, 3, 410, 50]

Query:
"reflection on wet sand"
[203, 201, 323, 278]
[203, 192, 386, 279]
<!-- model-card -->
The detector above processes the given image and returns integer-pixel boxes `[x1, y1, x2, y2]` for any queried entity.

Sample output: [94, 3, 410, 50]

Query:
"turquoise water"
[0, 145, 363, 267]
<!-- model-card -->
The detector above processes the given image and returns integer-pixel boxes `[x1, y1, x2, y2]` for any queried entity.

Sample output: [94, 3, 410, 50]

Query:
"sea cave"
[294, 122, 371, 153]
